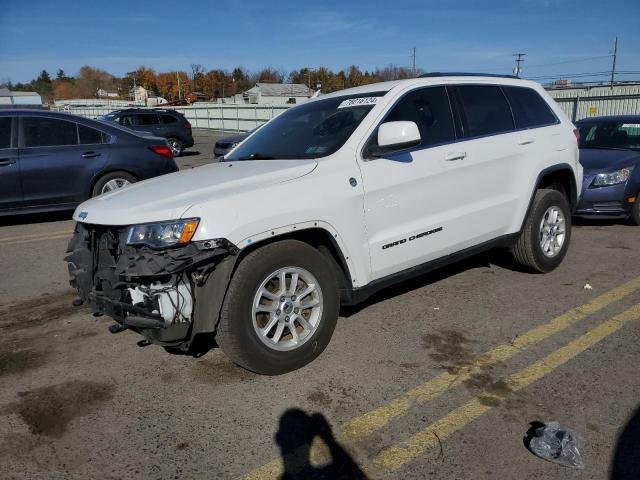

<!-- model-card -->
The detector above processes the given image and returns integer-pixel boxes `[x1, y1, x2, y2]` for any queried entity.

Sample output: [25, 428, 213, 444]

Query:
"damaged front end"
[65, 222, 238, 349]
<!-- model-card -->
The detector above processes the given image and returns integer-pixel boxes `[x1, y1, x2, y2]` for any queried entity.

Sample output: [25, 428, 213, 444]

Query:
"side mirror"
[376, 121, 421, 154]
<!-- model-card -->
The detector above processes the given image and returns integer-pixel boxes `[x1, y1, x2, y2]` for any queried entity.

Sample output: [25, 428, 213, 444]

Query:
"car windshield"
[578, 121, 640, 151]
[225, 93, 385, 160]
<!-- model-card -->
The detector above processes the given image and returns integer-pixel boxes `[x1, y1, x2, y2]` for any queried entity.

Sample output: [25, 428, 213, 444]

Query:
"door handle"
[0, 159, 16, 167]
[445, 152, 467, 161]
[519, 138, 535, 145]
[82, 151, 101, 158]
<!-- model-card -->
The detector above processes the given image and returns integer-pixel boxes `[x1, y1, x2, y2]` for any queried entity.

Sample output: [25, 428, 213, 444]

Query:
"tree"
[257, 67, 284, 83]
[56, 69, 72, 82]
[74, 65, 118, 98]
[156, 71, 189, 100]
[190, 64, 206, 92]
[52, 80, 75, 99]
[232, 67, 252, 92]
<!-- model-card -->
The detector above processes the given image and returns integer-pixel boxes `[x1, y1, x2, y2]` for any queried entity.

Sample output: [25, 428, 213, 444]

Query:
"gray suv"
[99, 108, 194, 156]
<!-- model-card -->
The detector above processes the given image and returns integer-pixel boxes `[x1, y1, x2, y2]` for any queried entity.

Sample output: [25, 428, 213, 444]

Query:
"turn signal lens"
[179, 220, 199, 244]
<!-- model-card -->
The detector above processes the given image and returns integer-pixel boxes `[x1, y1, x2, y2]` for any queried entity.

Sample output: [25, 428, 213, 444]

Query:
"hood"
[216, 132, 249, 144]
[579, 148, 640, 174]
[73, 159, 317, 226]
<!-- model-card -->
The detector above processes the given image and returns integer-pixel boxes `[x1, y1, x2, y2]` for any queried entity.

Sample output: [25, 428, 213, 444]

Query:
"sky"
[1, 0, 639, 84]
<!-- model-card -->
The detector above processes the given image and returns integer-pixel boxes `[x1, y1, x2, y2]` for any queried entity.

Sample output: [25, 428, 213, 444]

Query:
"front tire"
[216, 240, 339, 375]
[511, 188, 572, 273]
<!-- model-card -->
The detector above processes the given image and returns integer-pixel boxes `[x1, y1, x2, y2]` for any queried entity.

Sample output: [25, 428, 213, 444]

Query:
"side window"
[383, 86, 455, 148]
[0, 117, 11, 148]
[119, 115, 135, 127]
[23, 117, 78, 147]
[452, 85, 515, 138]
[160, 114, 178, 124]
[78, 124, 106, 144]
[503, 86, 557, 128]
[135, 114, 159, 125]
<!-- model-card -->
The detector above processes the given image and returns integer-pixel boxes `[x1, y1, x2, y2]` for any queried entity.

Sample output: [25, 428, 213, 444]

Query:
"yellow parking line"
[0, 230, 73, 243]
[0, 233, 72, 246]
[342, 275, 640, 440]
[240, 277, 640, 480]
[373, 303, 640, 470]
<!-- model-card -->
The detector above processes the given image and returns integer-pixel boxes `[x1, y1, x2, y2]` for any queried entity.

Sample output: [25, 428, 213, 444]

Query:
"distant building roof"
[10, 91, 41, 96]
[0, 87, 11, 96]
[246, 83, 313, 97]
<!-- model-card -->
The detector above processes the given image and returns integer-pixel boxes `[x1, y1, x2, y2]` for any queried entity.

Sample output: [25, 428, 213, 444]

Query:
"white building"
[242, 83, 314, 105]
[0, 87, 42, 105]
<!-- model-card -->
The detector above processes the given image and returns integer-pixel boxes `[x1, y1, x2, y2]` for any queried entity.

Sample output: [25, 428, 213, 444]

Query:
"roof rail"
[419, 72, 519, 79]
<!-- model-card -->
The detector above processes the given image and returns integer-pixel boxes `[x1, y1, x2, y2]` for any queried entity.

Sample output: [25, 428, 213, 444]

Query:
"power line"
[526, 55, 612, 69]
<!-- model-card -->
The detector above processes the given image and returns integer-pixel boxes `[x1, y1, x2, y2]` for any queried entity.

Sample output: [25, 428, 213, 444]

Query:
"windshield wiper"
[236, 153, 277, 160]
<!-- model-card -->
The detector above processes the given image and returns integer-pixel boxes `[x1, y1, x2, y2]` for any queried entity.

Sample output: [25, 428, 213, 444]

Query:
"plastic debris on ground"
[528, 421, 585, 469]
[583, 283, 593, 290]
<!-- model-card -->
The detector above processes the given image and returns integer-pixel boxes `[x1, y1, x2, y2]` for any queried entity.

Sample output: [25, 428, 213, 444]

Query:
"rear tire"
[167, 137, 183, 156]
[511, 188, 572, 273]
[91, 171, 136, 197]
[629, 198, 640, 225]
[216, 240, 339, 375]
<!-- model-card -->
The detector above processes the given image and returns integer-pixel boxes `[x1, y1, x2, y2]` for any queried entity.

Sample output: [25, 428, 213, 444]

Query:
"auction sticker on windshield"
[338, 97, 379, 109]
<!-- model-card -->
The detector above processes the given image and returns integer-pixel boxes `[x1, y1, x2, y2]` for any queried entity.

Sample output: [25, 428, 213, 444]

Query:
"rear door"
[446, 84, 526, 239]
[19, 116, 109, 206]
[0, 116, 22, 209]
[134, 113, 163, 136]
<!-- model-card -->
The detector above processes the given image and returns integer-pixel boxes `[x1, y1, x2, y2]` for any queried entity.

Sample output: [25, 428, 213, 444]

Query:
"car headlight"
[592, 166, 634, 187]
[126, 218, 199, 248]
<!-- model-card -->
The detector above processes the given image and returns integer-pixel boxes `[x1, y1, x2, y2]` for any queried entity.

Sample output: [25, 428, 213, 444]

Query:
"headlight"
[592, 166, 634, 187]
[126, 218, 199, 248]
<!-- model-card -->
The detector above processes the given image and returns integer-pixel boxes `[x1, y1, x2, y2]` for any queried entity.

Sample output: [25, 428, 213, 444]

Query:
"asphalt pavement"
[0, 133, 639, 479]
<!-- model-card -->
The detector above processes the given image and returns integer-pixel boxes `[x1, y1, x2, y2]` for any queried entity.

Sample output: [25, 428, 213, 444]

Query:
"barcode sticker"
[337, 97, 379, 109]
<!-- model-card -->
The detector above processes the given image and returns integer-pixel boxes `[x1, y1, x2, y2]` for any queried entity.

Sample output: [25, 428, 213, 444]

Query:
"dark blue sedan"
[575, 115, 640, 224]
[0, 109, 178, 216]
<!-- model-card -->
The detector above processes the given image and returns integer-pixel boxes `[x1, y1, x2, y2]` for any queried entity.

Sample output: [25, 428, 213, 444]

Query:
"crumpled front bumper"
[65, 222, 238, 347]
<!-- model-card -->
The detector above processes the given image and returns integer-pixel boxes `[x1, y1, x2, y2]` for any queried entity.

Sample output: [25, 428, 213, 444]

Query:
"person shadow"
[611, 404, 640, 479]
[275, 408, 369, 480]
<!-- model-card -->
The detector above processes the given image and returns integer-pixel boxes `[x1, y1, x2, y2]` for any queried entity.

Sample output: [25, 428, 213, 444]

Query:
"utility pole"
[513, 53, 525, 78]
[610, 36, 618, 88]
[411, 47, 416, 77]
[176, 71, 182, 100]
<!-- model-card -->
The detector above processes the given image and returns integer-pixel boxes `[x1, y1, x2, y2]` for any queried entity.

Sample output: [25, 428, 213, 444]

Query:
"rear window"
[504, 86, 557, 128]
[136, 114, 159, 125]
[0, 117, 11, 148]
[161, 114, 178, 124]
[452, 85, 515, 138]
[78, 124, 106, 144]
[23, 117, 78, 147]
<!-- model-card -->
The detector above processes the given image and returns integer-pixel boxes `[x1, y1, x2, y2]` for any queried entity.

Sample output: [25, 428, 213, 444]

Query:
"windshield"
[578, 121, 640, 151]
[225, 93, 385, 160]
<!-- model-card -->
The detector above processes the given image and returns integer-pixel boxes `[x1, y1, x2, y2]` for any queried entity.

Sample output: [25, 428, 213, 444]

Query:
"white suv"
[66, 74, 582, 374]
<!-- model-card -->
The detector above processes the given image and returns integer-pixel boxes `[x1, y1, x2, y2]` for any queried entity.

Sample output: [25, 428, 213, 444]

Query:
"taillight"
[149, 145, 173, 158]
[183, 121, 192, 129]
[573, 128, 580, 143]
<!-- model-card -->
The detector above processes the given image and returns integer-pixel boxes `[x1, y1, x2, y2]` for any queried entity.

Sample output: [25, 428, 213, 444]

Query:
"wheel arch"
[88, 169, 140, 199]
[235, 225, 354, 299]
[520, 163, 578, 232]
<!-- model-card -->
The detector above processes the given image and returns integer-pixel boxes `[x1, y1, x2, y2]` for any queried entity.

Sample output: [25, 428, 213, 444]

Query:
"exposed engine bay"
[65, 222, 238, 348]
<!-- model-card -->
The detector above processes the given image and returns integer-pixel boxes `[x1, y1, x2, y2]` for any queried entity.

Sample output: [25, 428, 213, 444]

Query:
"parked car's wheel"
[628, 198, 640, 225]
[91, 171, 137, 197]
[511, 188, 572, 273]
[216, 240, 339, 375]
[167, 137, 183, 156]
